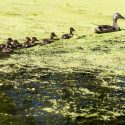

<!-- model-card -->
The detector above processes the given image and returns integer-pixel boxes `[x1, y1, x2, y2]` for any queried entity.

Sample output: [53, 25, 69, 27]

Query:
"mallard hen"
[95, 13, 125, 33]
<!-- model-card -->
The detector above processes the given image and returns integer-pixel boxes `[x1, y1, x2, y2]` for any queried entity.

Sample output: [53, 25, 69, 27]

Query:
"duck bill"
[121, 15, 125, 19]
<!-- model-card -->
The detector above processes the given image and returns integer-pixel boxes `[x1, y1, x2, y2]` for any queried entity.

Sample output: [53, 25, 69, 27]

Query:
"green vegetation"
[0, 0, 125, 74]
[0, 0, 125, 124]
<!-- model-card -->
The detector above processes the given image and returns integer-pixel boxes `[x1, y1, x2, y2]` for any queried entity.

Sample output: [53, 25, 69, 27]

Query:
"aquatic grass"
[0, 0, 125, 73]
[0, 0, 125, 124]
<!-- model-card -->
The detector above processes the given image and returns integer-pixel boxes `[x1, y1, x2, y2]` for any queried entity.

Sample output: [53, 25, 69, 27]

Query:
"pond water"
[0, 67, 125, 125]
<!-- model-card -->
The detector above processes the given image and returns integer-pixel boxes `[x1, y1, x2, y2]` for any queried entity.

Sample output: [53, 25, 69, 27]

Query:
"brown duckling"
[6, 38, 14, 48]
[0, 38, 13, 50]
[12, 40, 22, 48]
[23, 37, 32, 48]
[31, 37, 39, 46]
[42, 32, 57, 44]
[62, 27, 75, 39]
[6, 38, 13, 44]
[23, 37, 38, 48]
[2, 45, 13, 54]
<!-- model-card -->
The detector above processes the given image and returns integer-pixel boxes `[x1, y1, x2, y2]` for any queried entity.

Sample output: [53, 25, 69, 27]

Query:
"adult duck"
[62, 27, 75, 39]
[95, 13, 125, 33]
[42, 32, 57, 44]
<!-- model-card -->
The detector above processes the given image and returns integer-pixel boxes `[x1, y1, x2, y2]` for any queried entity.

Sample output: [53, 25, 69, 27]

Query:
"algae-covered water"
[0, 67, 125, 125]
[1, 0, 125, 124]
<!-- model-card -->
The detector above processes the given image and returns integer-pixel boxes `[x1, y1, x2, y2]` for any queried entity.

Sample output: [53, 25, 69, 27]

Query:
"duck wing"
[95, 25, 116, 33]
[42, 39, 52, 44]
[62, 34, 72, 39]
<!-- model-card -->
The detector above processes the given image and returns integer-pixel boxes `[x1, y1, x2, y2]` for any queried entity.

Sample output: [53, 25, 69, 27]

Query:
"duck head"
[32, 37, 38, 43]
[25, 37, 31, 42]
[13, 40, 19, 44]
[50, 32, 57, 39]
[12, 40, 19, 48]
[113, 13, 125, 21]
[7, 38, 13, 44]
[113, 13, 125, 30]
[70, 27, 75, 34]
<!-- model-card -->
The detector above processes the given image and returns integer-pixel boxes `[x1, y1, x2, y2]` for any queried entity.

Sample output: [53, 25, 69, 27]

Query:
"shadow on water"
[0, 67, 125, 125]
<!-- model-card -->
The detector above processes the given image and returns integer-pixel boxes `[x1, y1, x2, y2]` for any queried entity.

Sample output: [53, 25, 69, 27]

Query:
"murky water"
[0, 68, 125, 125]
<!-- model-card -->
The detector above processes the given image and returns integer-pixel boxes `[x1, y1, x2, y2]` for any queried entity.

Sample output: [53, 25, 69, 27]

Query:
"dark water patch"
[0, 68, 125, 124]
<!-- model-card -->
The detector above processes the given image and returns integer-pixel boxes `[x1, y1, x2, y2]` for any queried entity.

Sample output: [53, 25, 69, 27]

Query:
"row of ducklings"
[0, 27, 75, 54]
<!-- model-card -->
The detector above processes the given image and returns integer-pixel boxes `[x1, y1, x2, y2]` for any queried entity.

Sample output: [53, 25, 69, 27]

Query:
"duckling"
[6, 38, 14, 48]
[2, 45, 13, 54]
[31, 37, 39, 46]
[23, 37, 32, 48]
[12, 40, 22, 48]
[62, 27, 75, 39]
[42, 32, 57, 44]
[95, 13, 125, 33]
[6, 38, 13, 44]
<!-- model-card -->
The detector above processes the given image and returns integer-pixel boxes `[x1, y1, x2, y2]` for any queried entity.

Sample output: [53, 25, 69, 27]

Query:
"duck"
[6, 38, 13, 44]
[42, 32, 57, 44]
[95, 13, 125, 33]
[6, 38, 14, 48]
[12, 40, 22, 48]
[31, 37, 39, 46]
[62, 27, 75, 39]
[23, 37, 32, 48]
[2, 45, 13, 54]
[0, 38, 13, 50]
[23, 37, 39, 48]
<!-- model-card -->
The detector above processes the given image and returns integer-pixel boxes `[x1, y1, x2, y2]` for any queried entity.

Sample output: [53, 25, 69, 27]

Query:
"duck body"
[24, 41, 32, 48]
[12, 40, 22, 48]
[62, 34, 73, 39]
[42, 32, 57, 45]
[62, 27, 75, 39]
[95, 13, 125, 34]
[23, 37, 32, 48]
[95, 25, 118, 33]
[2, 46, 12, 54]
[31, 37, 39, 46]
[42, 38, 52, 44]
